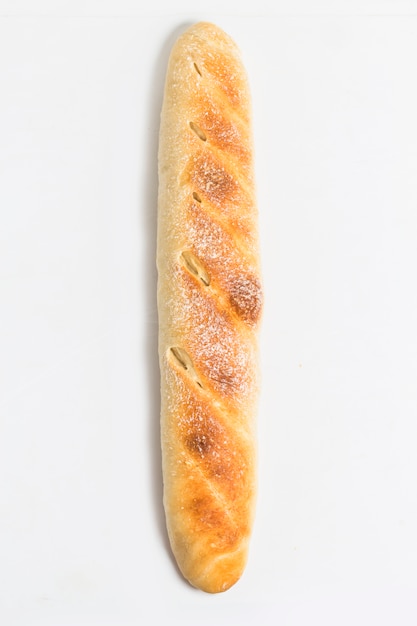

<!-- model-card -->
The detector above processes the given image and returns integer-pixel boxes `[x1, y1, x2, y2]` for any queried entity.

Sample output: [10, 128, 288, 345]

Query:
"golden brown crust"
[157, 22, 262, 593]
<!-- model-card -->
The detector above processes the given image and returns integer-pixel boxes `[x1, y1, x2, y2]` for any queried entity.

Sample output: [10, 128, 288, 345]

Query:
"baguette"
[157, 22, 262, 593]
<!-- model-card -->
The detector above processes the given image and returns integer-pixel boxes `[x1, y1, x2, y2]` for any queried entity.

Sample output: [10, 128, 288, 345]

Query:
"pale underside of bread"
[157, 22, 262, 594]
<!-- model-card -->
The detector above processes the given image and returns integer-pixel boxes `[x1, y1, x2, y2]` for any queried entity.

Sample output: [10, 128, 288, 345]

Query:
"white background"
[1, 1, 417, 624]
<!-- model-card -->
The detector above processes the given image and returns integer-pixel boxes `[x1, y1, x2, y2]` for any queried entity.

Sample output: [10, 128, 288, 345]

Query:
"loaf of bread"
[157, 22, 262, 593]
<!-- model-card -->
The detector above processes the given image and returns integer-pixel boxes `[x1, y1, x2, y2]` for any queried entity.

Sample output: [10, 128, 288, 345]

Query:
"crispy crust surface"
[157, 22, 262, 593]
